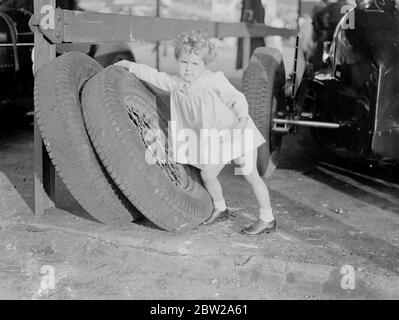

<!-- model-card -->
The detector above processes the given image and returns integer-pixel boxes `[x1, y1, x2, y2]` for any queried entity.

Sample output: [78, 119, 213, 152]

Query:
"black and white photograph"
[0, 0, 398, 304]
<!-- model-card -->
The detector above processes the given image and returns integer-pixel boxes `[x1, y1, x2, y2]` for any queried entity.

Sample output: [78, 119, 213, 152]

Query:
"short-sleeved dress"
[129, 63, 266, 170]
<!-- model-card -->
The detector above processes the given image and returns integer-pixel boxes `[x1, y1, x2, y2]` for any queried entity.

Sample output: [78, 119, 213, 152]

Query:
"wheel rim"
[122, 88, 192, 190]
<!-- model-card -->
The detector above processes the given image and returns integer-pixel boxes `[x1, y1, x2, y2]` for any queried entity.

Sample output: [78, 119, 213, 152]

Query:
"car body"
[0, 3, 135, 112]
[274, 0, 399, 166]
[0, 8, 33, 110]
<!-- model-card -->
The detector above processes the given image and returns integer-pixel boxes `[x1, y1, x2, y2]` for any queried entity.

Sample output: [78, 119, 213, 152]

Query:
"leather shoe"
[240, 219, 276, 235]
[201, 208, 229, 225]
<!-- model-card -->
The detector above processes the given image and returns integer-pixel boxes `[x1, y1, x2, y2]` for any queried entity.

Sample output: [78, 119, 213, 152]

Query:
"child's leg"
[235, 149, 275, 223]
[200, 164, 226, 210]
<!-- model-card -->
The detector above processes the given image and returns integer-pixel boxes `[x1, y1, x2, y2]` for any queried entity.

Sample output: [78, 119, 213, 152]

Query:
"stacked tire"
[34, 52, 212, 233]
[34, 49, 285, 233]
[34, 52, 141, 226]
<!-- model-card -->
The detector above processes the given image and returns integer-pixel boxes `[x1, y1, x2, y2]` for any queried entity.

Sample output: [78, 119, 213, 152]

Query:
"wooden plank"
[34, 0, 56, 217]
[242, 37, 251, 71]
[155, 0, 160, 70]
[58, 10, 296, 44]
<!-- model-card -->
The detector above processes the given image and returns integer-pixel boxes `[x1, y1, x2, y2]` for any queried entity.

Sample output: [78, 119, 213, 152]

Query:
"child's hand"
[114, 60, 132, 70]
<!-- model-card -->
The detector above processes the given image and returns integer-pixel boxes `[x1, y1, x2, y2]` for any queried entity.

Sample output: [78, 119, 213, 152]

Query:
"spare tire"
[242, 47, 286, 178]
[34, 51, 141, 226]
[81, 66, 213, 233]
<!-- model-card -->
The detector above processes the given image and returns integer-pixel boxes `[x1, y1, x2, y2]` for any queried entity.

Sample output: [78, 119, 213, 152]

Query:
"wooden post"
[155, 0, 161, 70]
[33, 0, 56, 216]
[297, 0, 302, 30]
[242, 36, 251, 70]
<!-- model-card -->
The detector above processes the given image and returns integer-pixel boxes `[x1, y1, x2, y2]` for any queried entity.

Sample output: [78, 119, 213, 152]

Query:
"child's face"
[177, 51, 206, 82]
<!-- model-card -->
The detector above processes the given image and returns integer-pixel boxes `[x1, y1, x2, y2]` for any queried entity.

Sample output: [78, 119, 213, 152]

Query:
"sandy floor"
[0, 114, 398, 299]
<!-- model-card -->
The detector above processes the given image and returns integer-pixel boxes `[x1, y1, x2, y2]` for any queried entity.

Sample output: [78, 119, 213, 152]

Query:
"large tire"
[34, 52, 141, 226]
[242, 47, 286, 178]
[81, 66, 213, 233]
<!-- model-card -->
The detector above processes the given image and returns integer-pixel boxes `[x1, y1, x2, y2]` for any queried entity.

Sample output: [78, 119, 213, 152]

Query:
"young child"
[115, 30, 276, 235]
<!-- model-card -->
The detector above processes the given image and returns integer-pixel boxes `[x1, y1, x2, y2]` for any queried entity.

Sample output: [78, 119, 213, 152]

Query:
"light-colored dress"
[128, 63, 266, 170]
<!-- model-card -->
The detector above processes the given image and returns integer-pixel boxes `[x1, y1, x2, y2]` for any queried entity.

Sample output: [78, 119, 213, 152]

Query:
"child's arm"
[213, 72, 249, 129]
[114, 60, 177, 93]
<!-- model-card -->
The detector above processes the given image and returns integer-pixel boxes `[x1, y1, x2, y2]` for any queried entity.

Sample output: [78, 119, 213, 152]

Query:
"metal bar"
[18, 32, 34, 36]
[291, 35, 300, 98]
[272, 127, 290, 133]
[34, 0, 56, 217]
[273, 119, 340, 129]
[372, 63, 383, 147]
[56, 10, 296, 45]
[0, 43, 34, 47]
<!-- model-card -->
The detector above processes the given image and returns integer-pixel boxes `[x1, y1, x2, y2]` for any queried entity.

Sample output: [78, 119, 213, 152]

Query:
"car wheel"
[81, 66, 213, 233]
[34, 51, 142, 226]
[242, 47, 286, 178]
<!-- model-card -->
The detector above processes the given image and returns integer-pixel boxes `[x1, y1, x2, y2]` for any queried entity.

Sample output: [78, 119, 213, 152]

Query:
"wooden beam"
[242, 37, 251, 71]
[155, 0, 160, 70]
[34, 0, 56, 217]
[54, 10, 297, 44]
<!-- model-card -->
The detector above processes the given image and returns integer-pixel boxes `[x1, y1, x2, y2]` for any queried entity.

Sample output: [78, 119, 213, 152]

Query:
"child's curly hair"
[174, 30, 217, 65]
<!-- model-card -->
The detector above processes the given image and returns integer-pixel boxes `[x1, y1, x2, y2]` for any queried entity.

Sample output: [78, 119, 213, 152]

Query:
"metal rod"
[0, 43, 34, 47]
[273, 119, 340, 129]
[292, 35, 300, 98]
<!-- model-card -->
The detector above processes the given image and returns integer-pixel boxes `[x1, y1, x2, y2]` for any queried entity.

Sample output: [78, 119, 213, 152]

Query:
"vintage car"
[0, 1, 135, 113]
[0, 7, 33, 110]
[244, 0, 399, 178]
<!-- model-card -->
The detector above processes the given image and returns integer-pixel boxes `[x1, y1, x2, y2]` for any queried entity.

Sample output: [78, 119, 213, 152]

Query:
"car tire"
[81, 65, 213, 233]
[34, 51, 141, 226]
[242, 47, 286, 178]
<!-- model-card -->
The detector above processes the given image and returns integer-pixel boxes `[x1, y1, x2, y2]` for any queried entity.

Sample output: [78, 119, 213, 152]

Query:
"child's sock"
[259, 208, 275, 223]
[213, 199, 227, 211]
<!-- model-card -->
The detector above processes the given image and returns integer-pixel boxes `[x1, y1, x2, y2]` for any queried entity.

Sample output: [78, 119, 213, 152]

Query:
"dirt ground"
[1, 103, 398, 300]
